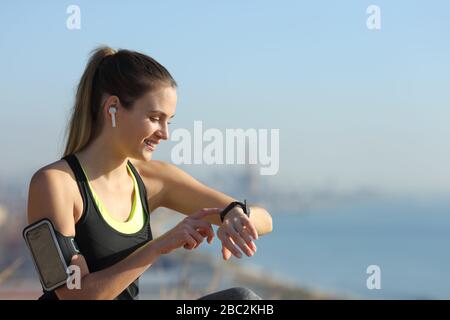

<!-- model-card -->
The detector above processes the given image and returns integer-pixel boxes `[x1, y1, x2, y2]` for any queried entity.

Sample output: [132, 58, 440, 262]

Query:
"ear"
[101, 95, 121, 119]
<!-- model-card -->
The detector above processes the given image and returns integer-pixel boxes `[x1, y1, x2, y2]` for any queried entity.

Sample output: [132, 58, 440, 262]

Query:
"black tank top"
[39, 154, 153, 300]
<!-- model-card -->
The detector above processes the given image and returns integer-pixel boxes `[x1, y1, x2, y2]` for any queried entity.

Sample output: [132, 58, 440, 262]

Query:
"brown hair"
[63, 46, 177, 156]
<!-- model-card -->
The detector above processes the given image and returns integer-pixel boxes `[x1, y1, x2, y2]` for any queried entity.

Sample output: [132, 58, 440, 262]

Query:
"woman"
[27, 46, 273, 300]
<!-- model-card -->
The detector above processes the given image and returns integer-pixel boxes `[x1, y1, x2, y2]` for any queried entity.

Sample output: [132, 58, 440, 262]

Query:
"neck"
[74, 133, 130, 184]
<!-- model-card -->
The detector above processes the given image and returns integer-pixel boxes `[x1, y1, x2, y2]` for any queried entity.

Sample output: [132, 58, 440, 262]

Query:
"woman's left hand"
[217, 207, 259, 260]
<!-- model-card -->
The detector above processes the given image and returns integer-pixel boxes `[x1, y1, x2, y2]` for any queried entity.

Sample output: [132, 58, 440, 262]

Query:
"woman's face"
[117, 86, 177, 161]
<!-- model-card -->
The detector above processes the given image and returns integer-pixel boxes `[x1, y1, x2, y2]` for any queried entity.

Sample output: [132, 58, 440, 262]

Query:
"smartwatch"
[220, 199, 251, 222]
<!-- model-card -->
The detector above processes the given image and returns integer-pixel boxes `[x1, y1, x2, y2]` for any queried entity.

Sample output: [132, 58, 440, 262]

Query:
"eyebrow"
[148, 110, 175, 119]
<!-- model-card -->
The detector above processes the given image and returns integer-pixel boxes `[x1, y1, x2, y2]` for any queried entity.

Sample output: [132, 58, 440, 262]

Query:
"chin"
[143, 154, 153, 161]
[137, 151, 152, 161]
[142, 149, 154, 161]
[129, 149, 153, 162]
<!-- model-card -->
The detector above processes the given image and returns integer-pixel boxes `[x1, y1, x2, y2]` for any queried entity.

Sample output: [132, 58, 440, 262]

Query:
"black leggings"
[198, 287, 262, 300]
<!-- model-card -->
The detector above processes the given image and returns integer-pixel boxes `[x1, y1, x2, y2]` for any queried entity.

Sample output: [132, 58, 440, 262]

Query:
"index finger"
[189, 208, 222, 220]
[188, 219, 215, 243]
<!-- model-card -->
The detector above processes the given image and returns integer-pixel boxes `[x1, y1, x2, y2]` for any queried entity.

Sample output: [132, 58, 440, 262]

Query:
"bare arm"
[27, 169, 163, 300]
[60, 240, 162, 299]
[155, 161, 273, 235]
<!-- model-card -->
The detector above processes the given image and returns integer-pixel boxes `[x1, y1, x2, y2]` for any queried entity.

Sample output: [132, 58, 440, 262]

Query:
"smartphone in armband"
[23, 218, 79, 291]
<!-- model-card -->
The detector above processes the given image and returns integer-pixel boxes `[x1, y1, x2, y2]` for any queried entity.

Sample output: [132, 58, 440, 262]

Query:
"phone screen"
[25, 222, 68, 291]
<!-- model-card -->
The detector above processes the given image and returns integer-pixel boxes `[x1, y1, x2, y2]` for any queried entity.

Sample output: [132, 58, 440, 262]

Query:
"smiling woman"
[26, 46, 272, 300]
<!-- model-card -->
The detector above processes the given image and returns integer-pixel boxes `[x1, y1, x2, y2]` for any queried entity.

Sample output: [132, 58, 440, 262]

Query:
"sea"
[199, 196, 450, 299]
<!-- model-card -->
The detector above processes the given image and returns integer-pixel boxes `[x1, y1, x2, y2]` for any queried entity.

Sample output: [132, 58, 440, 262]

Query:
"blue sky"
[0, 0, 449, 196]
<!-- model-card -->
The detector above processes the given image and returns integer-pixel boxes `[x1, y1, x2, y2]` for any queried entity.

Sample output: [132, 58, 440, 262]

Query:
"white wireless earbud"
[108, 106, 117, 128]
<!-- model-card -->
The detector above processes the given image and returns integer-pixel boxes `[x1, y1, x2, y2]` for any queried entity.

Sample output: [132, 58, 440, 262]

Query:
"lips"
[144, 139, 158, 151]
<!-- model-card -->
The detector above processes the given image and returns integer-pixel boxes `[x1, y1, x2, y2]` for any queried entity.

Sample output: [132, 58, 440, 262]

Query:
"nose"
[156, 122, 169, 141]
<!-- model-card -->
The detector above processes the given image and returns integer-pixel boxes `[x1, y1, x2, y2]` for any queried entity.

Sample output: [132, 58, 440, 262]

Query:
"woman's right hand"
[155, 208, 220, 255]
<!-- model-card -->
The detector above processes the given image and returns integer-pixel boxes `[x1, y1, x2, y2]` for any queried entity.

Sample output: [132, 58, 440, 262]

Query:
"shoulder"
[131, 159, 170, 176]
[132, 159, 199, 186]
[30, 159, 75, 189]
[131, 159, 202, 211]
[130, 159, 175, 205]
[132, 159, 182, 180]
[132, 159, 226, 215]
[30, 159, 78, 195]
[27, 159, 78, 235]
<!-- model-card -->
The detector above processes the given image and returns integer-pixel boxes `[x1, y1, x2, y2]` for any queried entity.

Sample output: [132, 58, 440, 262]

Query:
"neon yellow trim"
[80, 163, 145, 234]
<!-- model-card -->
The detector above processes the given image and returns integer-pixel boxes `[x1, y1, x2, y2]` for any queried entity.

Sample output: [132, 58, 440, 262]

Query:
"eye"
[149, 116, 171, 125]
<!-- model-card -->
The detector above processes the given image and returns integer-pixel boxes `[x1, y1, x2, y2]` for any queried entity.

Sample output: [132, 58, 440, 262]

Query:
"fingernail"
[237, 252, 242, 258]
